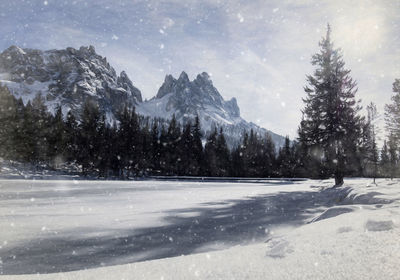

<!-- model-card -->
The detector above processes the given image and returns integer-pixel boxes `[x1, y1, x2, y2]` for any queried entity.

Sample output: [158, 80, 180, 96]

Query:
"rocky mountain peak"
[79, 45, 96, 54]
[117, 71, 142, 103]
[0, 44, 286, 150]
[194, 72, 211, 84]
[0, 45, 142, 118]
[137, 71, 242, 133]
[177, 71, 190, 83]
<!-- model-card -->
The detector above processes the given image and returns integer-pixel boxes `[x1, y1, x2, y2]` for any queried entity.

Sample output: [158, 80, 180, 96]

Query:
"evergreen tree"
[64, 111, 79, 163]
[116, 105, 140, 178]
[277, 136, 294, 177]
[365, 103, 379, 183]
[231, 145, 245, 177]
[96, 114, 110, 177]
[77, 100, 101, 175]
[47, 105, 66, 168]
[149, 121, 161, 174]
[165, 114, 181, 175]
[245, 130, 259, 177]
[379, 140, 390, 178]
[17, 101, 38, 163]
[158, 124, 168, 174]
[138, 121, 152, 176]
[0, 85, 17, 159]
[177, 122, 193, 175]
[298, 24, 362, 185]
[215, 128, 230, 176]
[261, 134, 277, 177]
[385, 79, 400, 142]
[191, 116, 204, 175]
[204, 127, 218, 176]
[388, 133, 398, 179]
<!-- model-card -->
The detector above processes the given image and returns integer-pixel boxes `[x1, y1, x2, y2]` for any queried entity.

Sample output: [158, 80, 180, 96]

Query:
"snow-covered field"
[0, 178, 399, 279]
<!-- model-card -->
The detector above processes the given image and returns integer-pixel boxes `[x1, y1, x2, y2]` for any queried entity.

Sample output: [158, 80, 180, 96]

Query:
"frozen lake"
[0, 178, 335, 275]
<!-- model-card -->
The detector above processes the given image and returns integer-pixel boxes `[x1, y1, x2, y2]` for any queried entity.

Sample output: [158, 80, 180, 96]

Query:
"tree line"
[1, 26, 400, 182]
[0, 85, 277, 178]
[0, 80, 398, 181]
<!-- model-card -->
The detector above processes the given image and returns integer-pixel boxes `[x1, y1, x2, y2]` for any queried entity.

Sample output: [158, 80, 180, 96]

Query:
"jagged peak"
[4, 45, 26, 55]
[117, 71, 143, 103]
[228, 97, 237, 104]
[79, 45, 96, 54]
[195, 72, 213, 86]
[196, 72, 210, 80]
[164, 74, 176, 83]
[226, 97, 240, 117]
[178, 71, 190, 83]
[120, 70, 128, 78]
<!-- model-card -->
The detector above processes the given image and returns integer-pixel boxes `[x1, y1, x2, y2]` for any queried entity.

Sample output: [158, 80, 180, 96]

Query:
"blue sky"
[1, 0, 399, 138]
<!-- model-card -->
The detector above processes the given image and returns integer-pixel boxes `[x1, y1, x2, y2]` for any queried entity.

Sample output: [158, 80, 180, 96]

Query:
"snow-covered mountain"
[137, 71, 286, 148]
[0, 45, 285, 148]
[0, 45, 142, 120]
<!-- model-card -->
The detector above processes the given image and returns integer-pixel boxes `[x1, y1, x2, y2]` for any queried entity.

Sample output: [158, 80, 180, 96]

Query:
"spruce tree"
[77, 100, 101, 175]
[388, 133, 398, 179]
[298, 24, 362, 185]
[150, 121, 161, 174]
[191, 116, 204, 175]
[365, 103, 379, 183]
[379, 140, 390, 178]
[204, 127, 218, 176]
[0, 85, 17, 159]
[64, 111, 78, 163]
[165, 115, 181, 175]
[177, 122, 193, 175]
[385, 79, 400, 141]
[116, 105, 140, 178]
[261, 134, 276, 177]
[277, 136, 293, 177]
[231, 145, 245, 177]
[47, 105, 66, 168]
[215, 128, 230, 176]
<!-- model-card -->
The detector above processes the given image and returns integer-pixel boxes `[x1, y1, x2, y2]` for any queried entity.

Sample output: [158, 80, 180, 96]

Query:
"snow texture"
[0, 177, 399, 279]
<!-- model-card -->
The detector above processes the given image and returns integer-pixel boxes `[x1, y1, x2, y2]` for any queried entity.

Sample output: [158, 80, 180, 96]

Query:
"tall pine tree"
[298, 24, 362, 185]
[385, 79, 400, 142]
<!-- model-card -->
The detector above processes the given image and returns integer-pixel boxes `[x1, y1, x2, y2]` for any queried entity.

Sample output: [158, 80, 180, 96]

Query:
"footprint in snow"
[265, 239, 294, 258]
[365, 220, 394, 232]
[337, 226, 353, 233]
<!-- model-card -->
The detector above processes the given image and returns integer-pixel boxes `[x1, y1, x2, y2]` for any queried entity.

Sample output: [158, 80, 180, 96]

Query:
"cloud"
[0, 0, 398, 140]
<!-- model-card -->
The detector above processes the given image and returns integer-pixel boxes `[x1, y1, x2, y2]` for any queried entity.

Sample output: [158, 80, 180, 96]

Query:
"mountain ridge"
[0, 45, 286, 149]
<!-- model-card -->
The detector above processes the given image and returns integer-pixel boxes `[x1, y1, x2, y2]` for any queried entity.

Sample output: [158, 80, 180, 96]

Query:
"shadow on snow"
[1, 186, 391, 275]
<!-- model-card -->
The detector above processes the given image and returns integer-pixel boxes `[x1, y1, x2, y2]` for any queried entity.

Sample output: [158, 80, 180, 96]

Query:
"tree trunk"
[334, 173, 343, 186]
[335, 170, 344, 187]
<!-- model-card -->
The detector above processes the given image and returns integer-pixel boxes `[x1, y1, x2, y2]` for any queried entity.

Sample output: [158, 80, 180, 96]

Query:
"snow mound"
[1, 178, 399, 279]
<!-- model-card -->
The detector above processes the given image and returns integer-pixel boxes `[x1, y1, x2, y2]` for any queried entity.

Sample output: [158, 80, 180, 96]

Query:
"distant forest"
[1, 27, 400, 182]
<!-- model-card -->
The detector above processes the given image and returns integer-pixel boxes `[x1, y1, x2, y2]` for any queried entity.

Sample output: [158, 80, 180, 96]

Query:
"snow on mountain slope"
[137, 71, 286, 148]
[0, 45, 286, 148]
[0, 45, 142, 116]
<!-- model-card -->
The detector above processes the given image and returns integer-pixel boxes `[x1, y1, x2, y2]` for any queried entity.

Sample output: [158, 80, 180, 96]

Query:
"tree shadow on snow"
[1, 186, 392, 274]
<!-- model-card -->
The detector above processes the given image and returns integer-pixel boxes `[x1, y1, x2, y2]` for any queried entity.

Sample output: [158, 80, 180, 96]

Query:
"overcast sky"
[1, 0, 399, 139]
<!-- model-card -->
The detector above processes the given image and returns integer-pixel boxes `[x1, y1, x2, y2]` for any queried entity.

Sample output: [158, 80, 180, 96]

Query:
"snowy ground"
[0, 178, 399, 279]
